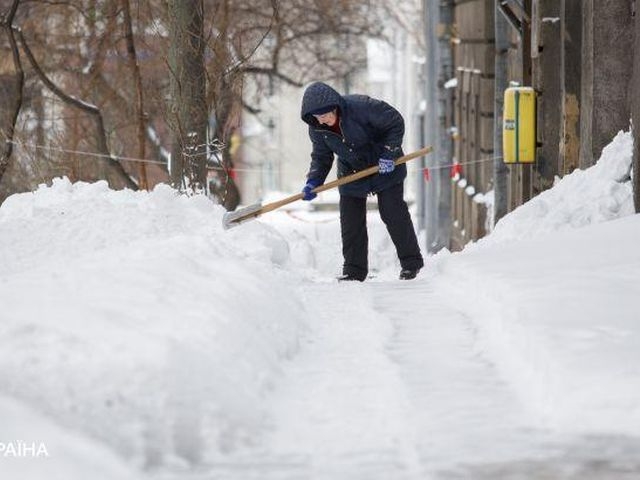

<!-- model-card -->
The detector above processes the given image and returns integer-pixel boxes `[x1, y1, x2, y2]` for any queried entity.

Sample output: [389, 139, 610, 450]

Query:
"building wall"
[446, 0, 635, 251]
[450, 0, 496, 249]
[580, 0, 634, 168]
[532, 0, 562, 194]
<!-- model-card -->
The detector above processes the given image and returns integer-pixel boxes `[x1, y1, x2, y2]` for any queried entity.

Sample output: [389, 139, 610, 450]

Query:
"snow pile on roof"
[437, 129, 640, 436]
[0, 178, 306, 472]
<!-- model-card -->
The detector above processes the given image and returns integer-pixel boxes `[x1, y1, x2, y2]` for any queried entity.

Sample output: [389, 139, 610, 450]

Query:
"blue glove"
[302, 178, 322, 201]
[378, 158, 395, 174]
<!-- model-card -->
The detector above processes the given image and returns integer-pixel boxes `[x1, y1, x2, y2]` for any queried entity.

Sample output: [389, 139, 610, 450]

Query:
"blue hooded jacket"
[300, 82, 406, 198]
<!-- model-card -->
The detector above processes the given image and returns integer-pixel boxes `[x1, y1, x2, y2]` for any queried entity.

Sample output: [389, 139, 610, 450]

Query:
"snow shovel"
[222, 145, 433, 229]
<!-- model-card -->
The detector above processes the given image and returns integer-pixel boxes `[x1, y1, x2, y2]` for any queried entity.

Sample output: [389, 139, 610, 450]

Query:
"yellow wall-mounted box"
[503, 87, 536, 163]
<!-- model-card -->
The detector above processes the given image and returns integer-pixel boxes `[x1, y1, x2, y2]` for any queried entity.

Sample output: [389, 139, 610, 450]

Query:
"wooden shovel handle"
[258, 146, 433, 216]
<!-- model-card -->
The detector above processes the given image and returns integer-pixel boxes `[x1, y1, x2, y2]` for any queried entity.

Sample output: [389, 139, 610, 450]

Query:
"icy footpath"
[0, 178, 306, 476]
[220, 277, 561, 480]
[435, 130, 640, 435]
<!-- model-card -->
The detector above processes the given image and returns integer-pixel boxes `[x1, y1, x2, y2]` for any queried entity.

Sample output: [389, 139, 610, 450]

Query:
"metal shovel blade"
[222, 203, 264, 229]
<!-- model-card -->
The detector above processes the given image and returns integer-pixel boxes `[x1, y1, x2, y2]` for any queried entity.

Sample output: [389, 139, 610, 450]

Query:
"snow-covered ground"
[1, 131, 639, 479]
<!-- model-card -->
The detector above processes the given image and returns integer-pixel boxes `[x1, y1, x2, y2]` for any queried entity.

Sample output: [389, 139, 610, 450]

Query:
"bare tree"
[0, 0, 392, 207]
[17, 28, 137, 189]
[121, 0, 149, 190]
[0, 0, 24, 185]
[167, 0, 208, 191]
[194, 0, 388, 209]
[1, 0, 138, 193]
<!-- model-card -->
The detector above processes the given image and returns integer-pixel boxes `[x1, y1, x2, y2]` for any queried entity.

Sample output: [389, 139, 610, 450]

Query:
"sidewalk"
[200, 272, 640, 479]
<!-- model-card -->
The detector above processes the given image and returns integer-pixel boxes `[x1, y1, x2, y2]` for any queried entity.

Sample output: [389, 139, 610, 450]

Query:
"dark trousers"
[339, 182, 424, 279]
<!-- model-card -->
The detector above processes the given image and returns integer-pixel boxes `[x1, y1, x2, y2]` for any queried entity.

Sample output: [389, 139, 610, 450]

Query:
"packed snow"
[436, 130, 640, 435]
[480, 130, 634, 245]
[0, 131, 639, 479]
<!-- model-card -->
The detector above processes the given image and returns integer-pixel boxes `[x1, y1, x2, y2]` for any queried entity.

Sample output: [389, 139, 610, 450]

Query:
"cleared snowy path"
[196, 273, 640, 480]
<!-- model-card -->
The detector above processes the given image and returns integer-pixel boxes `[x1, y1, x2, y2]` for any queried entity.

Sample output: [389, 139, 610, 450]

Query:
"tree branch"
[15, 26, 138, 190]
[240, 66, 304, 87]
[242, 100, 261, 114]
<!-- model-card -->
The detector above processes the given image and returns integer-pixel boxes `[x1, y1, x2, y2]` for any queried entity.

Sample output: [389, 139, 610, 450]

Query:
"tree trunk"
[122, 0, 149, 190]
[167, 0, 208, 192]
[0, 1, 24, 186]
[633, 0, 640, 213]
[211, 78, 241, 210]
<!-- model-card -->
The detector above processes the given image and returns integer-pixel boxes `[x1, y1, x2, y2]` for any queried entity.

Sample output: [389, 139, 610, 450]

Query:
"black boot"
[337, 273, 366, 282]
[399, 268, 420, 280]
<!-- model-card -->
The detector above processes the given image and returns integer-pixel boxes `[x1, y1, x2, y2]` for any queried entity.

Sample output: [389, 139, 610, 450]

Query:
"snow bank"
[483, 130, 634, 245]
[0, 394, 137, 479]
[438, 216, 640, 435]
[0, 178, 306, 472]
[436, 130, 640, 436]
